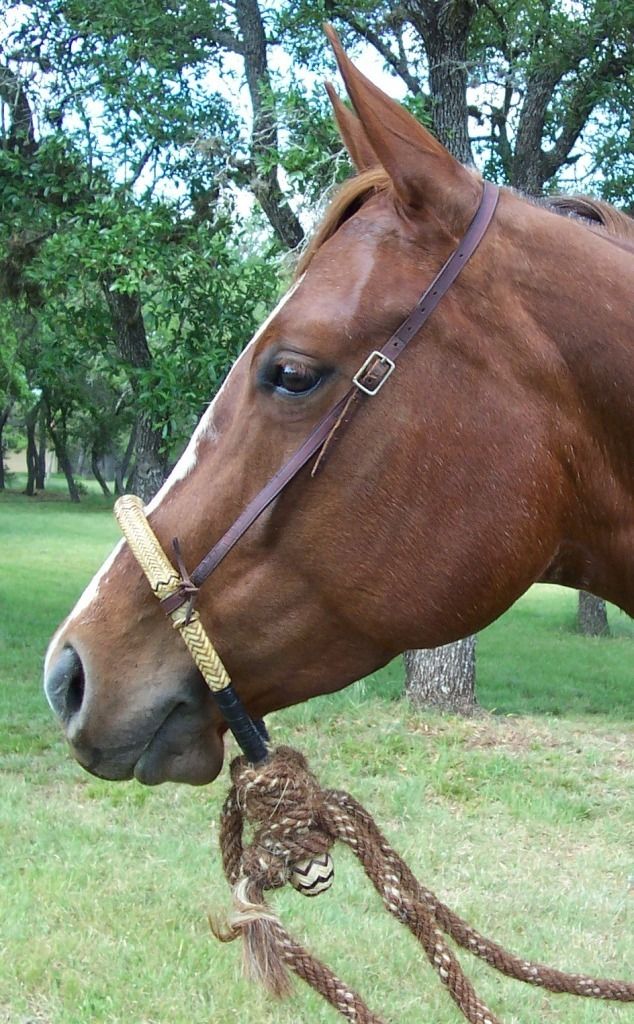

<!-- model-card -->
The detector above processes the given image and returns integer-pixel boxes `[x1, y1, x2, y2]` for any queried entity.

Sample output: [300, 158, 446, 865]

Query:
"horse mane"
[544, 194, 634, 251]
[296, 171, 634, 281]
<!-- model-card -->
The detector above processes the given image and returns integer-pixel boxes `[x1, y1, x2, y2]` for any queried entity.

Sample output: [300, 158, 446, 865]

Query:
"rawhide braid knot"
[222, 747, 334, 895]
[214, 746, 634, 1024]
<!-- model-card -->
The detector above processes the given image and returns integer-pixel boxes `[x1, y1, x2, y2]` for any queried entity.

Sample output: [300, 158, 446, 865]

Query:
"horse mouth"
[70, 699, 225, 787]
[132, 703, 225, 786]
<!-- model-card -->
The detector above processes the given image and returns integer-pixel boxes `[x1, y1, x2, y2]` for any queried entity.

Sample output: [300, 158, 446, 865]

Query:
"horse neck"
[526, 217, 634, 613]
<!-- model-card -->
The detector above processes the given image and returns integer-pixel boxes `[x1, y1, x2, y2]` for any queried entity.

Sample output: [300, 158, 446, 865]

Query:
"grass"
[1, 485, 632, 1024]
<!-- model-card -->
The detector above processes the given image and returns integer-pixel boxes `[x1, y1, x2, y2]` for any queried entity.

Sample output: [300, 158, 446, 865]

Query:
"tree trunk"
[91, 446, 111, 496]
[0, 402, 12, 489]
[127, 417, 165, 502]
[577, 592, 610, 637]
[509, 68, 558, 193]
[114, 421, 136, 495]
[404, 635, 477, 714]
[407, 0, 477, 165]
[54, 441, 81, 502]
[23, 400, 39, 496]
[235, 0, 304, 250]
[45, 404, 80, 503]
[102, 285, 167, 503]
[35, 400, 47, 489]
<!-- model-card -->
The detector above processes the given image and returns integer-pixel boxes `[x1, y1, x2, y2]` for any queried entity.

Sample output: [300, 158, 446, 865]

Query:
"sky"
[0, 2, 610, 211]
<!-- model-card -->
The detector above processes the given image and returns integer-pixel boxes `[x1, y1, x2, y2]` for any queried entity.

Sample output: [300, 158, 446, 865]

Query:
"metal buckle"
[352, 350, 396, 396]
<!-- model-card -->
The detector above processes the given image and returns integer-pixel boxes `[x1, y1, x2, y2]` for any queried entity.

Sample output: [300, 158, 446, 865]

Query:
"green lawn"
[1, 488, 632, 1024]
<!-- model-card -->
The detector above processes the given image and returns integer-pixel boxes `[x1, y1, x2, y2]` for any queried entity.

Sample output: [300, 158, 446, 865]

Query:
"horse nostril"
[44, 645, 86, 723]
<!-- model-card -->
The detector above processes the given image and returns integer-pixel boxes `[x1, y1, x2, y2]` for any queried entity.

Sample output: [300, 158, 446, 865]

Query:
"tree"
[0, 401, 11, 490]
[1, 2, 280, 501]
[282, 0, 634, 198]
[0, 304, 29, 489]
[234, 0, 305, 247]
[43, 389, 81, 502]
[404, 637, 478, 715]
[578, 592, 610, 637]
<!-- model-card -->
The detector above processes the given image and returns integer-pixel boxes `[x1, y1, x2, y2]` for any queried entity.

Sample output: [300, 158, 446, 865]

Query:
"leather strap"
[161, 181, 499, 615]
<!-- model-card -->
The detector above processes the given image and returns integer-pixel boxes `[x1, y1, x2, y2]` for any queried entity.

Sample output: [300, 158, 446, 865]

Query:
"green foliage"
[6, 0, 239, 189]
[0, 306, 29, 408]
[281, 0, 634, 197]
[469, 0, 634, 194]
[0, 0, 282, 469]
[1, 0, 633, 492]
[276, 83, 351, 201]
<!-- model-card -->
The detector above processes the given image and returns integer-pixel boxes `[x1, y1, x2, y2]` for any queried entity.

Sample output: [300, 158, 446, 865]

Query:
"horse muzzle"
[44, 643, 225, 786]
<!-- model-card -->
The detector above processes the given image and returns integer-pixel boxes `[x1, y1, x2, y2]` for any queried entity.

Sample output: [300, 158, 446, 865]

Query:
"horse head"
[44, 30, 634, 785]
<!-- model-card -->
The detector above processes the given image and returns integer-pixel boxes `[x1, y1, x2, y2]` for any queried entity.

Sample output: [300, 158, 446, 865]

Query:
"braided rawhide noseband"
[114, 495, 269, 765]
[215, 747, 634, 1024]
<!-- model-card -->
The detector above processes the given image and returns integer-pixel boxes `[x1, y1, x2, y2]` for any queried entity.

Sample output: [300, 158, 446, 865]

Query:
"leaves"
[1, 0, 632, 494]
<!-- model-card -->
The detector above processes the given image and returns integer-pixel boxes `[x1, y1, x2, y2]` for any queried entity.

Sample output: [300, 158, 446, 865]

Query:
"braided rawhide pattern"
[215, 746, 634, 1023]
[114, 495, 230, 692]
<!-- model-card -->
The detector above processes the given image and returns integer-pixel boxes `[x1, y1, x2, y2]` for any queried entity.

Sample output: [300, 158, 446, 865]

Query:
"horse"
[44, 29, 634, 787]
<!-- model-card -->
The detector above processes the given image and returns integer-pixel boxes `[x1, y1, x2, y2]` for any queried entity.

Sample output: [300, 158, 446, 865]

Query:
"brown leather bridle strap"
[161, 180, 499, 616]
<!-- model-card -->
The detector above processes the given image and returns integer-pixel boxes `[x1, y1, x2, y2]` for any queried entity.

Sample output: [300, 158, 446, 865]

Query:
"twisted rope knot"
[214, 746, 634, 1023]
[229, 747, 334, 891]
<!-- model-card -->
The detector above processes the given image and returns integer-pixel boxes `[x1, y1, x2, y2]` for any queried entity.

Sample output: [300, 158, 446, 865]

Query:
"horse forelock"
[296, 168, 391, 278]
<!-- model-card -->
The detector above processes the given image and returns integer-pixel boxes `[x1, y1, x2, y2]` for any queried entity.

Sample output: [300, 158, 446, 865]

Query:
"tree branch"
[511, 64, 559, 190]
[343, 14, 423, 95]
[0, 63, 36, 155]
[207, 28, 245, 55]
[119, 141, 158, 193]
[544, 50, 634, 178]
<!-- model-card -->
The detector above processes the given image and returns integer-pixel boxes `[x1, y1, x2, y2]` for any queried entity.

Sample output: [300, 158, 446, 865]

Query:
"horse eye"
[270, 360, 321, 396]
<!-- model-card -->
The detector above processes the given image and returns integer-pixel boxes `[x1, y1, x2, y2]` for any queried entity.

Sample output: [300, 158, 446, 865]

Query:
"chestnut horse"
[45, 32, 633, 786]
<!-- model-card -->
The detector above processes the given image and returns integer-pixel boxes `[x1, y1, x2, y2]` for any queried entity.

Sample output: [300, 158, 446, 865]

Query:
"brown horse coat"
[44, 32, 633, 786]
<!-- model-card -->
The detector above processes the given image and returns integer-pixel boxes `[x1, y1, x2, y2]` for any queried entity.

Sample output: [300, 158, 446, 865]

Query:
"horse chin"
[132, 707, 225, 786]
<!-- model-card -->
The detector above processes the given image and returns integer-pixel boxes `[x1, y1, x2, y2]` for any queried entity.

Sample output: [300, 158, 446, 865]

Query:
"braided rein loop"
[214, 746, 634, 1024]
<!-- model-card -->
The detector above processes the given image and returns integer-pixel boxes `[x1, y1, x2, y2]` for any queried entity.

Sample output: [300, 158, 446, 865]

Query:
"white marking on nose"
[44, 538, 125, 681]
[44, 275, 306, 673]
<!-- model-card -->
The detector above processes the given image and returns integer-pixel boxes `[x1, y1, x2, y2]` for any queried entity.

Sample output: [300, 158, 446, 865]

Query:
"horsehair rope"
[217, 748, 634, 1023]
[113, 495, 633, 1023]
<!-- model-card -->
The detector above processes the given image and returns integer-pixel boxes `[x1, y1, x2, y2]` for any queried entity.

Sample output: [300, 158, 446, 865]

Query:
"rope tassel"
[214, 747, 634, 1024]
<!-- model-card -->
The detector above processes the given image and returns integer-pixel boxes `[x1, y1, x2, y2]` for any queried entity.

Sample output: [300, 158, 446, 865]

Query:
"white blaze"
[45, 275, 305, 664]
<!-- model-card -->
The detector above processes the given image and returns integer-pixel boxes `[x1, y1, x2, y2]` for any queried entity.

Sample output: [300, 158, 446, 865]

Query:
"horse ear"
[324, 25, 479, 220]
[325, 82, 378, 172]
